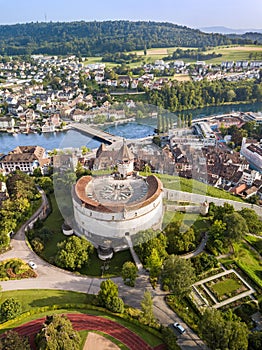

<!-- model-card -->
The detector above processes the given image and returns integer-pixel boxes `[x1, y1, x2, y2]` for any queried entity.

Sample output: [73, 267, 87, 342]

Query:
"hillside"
[228, 32, 262, 45]
[0, 20, 248, 56]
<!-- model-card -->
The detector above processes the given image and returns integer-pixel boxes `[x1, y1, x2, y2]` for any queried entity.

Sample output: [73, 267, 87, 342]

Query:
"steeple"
[117, 139, 134, 178]
[117, 139, 134, 163]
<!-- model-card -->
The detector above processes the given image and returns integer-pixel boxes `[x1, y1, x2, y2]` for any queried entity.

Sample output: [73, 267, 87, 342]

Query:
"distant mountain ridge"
[201, 26, 262, 34]
[0, 20, 249, 56]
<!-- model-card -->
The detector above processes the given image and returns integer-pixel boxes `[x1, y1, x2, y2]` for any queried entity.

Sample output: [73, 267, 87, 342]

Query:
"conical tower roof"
[117, 139, 134, 162]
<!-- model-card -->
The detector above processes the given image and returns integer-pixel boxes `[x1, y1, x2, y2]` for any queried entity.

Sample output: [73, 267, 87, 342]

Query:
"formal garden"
[0, 258, 37, 281]
[192, 270, 254, 308]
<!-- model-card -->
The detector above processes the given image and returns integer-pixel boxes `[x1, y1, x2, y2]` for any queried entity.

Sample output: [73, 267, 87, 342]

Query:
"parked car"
[173, 322, 186, 334]
[28, 261, 37, 269]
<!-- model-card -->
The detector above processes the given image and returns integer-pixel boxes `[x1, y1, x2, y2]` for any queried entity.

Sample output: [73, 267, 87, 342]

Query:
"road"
[0, 191, 209, 350]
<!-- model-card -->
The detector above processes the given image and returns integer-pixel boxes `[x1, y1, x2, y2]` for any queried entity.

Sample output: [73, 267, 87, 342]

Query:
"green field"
[84, 45, 262, 69]
[205, 45, 262, 64]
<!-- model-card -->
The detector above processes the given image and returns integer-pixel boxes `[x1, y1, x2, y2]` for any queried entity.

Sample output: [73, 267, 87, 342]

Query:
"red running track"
[2, 314, 167, 350]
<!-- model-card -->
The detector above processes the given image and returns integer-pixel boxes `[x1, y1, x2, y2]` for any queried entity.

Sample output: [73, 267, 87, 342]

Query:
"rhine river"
[0, 102, 261, 154]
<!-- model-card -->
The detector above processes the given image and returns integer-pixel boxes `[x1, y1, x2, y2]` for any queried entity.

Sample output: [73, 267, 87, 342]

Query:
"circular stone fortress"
[72, 141, 163, 252]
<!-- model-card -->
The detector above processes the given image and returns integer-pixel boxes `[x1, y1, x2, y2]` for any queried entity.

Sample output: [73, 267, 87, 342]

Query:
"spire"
[117, 139, 134, 163]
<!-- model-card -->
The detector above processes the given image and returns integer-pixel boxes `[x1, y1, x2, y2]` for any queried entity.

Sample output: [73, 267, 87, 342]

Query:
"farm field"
[84, 45, 262, 69]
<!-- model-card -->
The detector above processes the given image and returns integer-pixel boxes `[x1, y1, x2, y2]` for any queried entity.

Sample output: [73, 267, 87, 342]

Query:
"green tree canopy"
[140, 290, 155, 326]
[0, 298, 22, 322]
[98, 279, 124, 313]
[224, 212, 248, 244]
[238, 208, 262, 234]
[121, 261, 138, 287]
[55, 236, 94, 271]
[200, 308, 249, 350]
[0, 331, 30, 350]
[161, 255, 196, 298]
[35, 314, 80, 350]
[165, 221, 196, 254]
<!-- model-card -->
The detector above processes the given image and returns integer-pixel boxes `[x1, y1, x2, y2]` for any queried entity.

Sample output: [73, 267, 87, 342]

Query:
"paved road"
[0, 192, 209, 350]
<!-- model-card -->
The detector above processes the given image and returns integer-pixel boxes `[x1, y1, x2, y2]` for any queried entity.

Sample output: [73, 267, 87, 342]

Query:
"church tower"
[117, 139, 134, 178]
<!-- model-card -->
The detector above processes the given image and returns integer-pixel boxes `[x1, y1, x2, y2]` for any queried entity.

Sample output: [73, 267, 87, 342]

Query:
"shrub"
[0, 298, 22, 322]
[106, 296, 125, 313]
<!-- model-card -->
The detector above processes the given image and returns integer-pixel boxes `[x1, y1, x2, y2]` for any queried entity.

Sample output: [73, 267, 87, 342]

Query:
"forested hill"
[227, 32, 262, 44]
[0, 20, 249, 56]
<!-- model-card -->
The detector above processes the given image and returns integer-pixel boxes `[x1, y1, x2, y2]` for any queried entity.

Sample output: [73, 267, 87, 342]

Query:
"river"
[0, 102, 261, 154]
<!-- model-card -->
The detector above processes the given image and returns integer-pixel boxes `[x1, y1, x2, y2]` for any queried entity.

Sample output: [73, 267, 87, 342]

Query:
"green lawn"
[233, 241, 262, 288]
[245, 236, 262, 254]
[152, 173, 244, 202]
[78, 330, 89, 350]
[44, 193, 65, 235]
[79, 249, 134, 277]
[0, 290, 95, 313]
[163, 211, 209, 235]
[211, 278, 242, 297]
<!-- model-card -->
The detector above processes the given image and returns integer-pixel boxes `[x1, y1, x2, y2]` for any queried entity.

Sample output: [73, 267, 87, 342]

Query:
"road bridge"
[70, 123, 122, 144]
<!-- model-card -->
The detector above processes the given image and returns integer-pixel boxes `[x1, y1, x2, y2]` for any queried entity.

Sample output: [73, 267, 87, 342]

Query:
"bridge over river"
[70, 123, 123, 144]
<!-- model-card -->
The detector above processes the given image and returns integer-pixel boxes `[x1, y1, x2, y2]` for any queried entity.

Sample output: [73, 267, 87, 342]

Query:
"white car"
[173, 322, 186, 334]
[28, 261, 37, 269]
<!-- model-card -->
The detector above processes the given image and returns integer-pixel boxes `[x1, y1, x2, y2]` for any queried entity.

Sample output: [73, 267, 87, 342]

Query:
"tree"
[165, 222, 196, 254]
[55, 236, 94, 271]
[249, 331, 262, 350]
[31, 237, 45, 254]
[33, 167, 43, 177]
[200, 308, 249, 350]
[134, 230, 167, 266]
[98, 279, 124, 313]
[161, 255, 196, 298]
[207, 219, 227, 253]
[75, 161, 91, 180]
[145, 248, 163, 279]
[106, 296, 125, 313]
[121, 261, 138, 287]
[224, 212, 248, 244]
[81, 146, 90, 155]
[35, 314, 80, 350]
[239, 208, 262, 234]
[0, 232, 10, 250]
[191, 253, 219, 276]
[208, 202, 234, 222]
[0, 331, 30, 350]
[199, 308, 228, 350]
[0, 298, 22, 322]
[140, 290, 155, 326]
[98, 279, 123, 311]
[37, 177, 54, 194]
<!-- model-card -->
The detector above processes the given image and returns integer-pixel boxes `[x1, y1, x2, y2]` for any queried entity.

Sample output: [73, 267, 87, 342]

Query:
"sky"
[0, 0, 261, 30]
